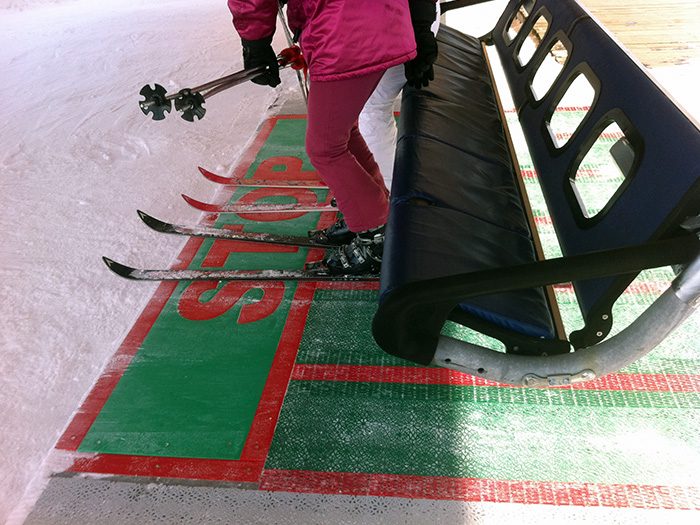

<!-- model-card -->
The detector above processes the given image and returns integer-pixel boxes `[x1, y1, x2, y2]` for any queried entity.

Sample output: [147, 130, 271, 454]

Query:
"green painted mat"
[62, 117, 331, 470]
[60, 114, 700, 510]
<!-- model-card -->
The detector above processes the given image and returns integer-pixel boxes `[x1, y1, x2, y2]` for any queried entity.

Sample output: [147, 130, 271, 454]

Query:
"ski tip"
[197, 166, 213, 178]
[198, 166, 236, 185]
[137, 210, 173, 232]
[102, 257, 136, 279]
[182, 194, 220, 212]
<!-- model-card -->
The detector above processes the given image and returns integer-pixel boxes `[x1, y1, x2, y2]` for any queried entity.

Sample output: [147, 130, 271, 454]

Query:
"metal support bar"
[674, 251, 700, 307]
[433, 252, 700, 387]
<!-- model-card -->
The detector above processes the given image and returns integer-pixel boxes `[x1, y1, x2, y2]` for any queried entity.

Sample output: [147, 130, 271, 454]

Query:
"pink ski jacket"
[228, 0, 420, 82]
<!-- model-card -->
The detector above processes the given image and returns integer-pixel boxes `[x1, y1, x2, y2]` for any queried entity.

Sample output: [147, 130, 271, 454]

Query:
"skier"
[318, 0, 440, 255]
[359, 2, 441, 191]
[227, 0, 438, 275]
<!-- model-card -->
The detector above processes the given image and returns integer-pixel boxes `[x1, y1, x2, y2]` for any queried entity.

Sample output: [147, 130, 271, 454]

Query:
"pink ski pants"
[305, 70, 390, 233]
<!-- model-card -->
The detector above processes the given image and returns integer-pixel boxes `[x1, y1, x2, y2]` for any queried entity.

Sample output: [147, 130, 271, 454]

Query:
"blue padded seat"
[380, 24, 556, 346]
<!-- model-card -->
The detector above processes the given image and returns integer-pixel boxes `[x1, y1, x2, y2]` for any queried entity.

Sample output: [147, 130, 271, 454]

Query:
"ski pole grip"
[277, 45, 307, 74]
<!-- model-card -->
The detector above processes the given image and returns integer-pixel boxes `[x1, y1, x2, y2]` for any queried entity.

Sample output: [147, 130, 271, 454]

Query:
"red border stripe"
[225, 117, 278, 183]
[315, 280, 380, 291]
[259, 470, 700, 510]
[69, 454, 261, 483]
[291, 364, 700, 393]
[239, 282, 318, 463]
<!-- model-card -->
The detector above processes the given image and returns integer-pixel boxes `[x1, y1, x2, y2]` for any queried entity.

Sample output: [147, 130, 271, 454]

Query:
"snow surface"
[0, 0, 294, 521]
[1, 0, 698, 523]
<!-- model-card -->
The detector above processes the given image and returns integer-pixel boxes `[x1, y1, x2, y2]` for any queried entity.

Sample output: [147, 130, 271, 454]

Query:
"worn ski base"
[182, 193, 337, 213]
[103, 257, 378, 282]
[138, 210, 335, 248]
[199, 166, 326, 189]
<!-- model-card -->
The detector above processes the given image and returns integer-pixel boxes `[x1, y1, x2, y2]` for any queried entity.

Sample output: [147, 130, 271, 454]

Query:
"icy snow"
[0, 0, 293, 521]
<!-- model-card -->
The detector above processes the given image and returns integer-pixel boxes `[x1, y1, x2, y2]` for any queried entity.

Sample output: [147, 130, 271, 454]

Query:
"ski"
[103, 257, 378, 282]
[199, 167, 326, 189]
[137, 210, 335, 248]
[181, 194, 337, 214]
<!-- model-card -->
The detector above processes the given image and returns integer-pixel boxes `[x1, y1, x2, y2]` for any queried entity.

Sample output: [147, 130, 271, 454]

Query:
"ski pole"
[278, 2, 308, 104]
[188, 66, 267, 95]
[138, 66, 267, 122]
[139, 45, 307, 122]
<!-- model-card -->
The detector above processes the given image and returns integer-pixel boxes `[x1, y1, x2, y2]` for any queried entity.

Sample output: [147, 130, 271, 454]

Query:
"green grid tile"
[267, 381, 700, 486]
[295, 289, 418, 367]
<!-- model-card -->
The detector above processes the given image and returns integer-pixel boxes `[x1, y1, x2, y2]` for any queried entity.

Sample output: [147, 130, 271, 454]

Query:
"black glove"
[242, 35, 281, 88]
[404, 0, 438, 89]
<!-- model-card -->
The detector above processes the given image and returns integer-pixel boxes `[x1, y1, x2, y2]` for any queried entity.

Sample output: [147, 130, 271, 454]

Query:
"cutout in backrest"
[530, 38, 569, 101]
[569, 121, 637, 219]
[517, 15, 550, 66]
[442, 321, 507, 353]
[505, 0, 537, 44]
[547, 72, 597, 148]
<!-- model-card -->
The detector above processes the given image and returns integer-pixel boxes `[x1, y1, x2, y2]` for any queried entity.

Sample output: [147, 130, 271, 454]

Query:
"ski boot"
[308, 217, 354, 246]
[324, 225, 385, 275]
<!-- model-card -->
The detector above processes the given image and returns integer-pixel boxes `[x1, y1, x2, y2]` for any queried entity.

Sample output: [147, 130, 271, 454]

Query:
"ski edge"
[137, 210, 175, 233]
[199, 166, 239, 185]
[136, 210, 334, 248]
[181, 194, 220, 212]
[198, 166, 326, 189]
[103, 257, 139, 279]
[102, 257, 379, 282]
[181, 194, 337, 214]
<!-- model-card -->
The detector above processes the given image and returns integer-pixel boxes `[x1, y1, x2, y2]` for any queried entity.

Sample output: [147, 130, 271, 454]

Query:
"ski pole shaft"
[175, 45, 306, 101]
[164, 66, 265, 110]
[199, 60, 299, 100]
[278, 3, 308, 104]
[200, 68, 272, 100]
[177, 44, 305, 100]
[182, 66, 267, 97]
